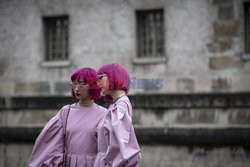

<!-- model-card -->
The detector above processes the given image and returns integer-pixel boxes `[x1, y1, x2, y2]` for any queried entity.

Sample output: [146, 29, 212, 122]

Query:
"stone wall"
[0, 95, 250, 167]
[0, 0, 250, 96]
[2, 104, 250, 128]
[1, 0, 250, 166]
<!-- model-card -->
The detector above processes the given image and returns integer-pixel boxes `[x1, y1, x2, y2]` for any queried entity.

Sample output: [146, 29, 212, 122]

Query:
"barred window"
[136, 9, 164, 58]
[43, 16, 69, 61]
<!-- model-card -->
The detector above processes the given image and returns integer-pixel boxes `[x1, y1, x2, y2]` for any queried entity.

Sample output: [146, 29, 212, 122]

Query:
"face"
[70, 78, 90, 100]
[96, 74, 110, 95]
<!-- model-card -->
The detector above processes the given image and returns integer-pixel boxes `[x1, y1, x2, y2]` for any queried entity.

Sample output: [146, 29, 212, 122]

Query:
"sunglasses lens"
[97, 74, 106, 79]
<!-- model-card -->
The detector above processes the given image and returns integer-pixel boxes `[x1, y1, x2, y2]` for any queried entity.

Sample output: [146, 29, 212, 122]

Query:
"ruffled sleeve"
[103, 102, 141, 167]
[29, 105, 69, 167]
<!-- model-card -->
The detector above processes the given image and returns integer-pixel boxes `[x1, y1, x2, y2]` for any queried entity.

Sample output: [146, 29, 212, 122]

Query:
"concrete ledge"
[1, 93, 250, 110]
[0, 96, 106, 110]
[136, 127, 250, 146]
[7, 96, 77, 110]
[0, 127, 249, 146]
[129, 93, 250, 109]
[40, 60, 71, 68]
[132, 57, 167, 64]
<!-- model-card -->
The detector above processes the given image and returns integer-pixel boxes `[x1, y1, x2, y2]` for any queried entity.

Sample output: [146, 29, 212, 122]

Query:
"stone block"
[207, 40, 232, 53]
[134, 109, 169, 127]
[5, 144, 33, 167]
[175, 109, 216, 124]
[228, 109, 250, 124]
[0, 82, 14, 95]
[207, 43, 220, 53]
[218, 4, 234, 20]
[209, 56, 242, 70]
[219, 40, 232, 52]
[54, 81, 71, 95]
[176, 78, 195, 93]
[14, 82, 50, 95]
[214, 21, 238, 38]
[6, 110, 57, 127]
[36, 82, 50, 93]
[211, 77, 231, 91]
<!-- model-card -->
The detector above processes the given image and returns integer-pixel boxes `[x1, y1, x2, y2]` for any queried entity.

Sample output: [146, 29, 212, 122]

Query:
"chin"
[75, 96, 81, 100]
[101, 89, 109, 95]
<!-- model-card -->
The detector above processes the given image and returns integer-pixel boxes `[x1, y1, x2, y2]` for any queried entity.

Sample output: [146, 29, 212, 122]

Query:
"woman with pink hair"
[29, 67, 107, 167]
[94, 63, 141, 167]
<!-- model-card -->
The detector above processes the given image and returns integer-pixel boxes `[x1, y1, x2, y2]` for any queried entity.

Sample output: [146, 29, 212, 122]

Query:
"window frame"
[41, 15, 71, 67]
[134, 9, 166, 64]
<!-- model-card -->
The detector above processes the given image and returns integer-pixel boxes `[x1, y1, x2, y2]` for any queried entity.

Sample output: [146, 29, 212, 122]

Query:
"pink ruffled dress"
[93, 96, 141, 167]
[29, 103, 107, 167]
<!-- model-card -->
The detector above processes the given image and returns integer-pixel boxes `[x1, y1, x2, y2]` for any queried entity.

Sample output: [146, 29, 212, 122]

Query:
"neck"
[78, 98, 94, 107]
[110, 90, 126, 102]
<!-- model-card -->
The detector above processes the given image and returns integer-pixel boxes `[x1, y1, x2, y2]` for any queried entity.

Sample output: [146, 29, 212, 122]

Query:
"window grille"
[43, 16, 69, 61]
[136, 9, 164, 58]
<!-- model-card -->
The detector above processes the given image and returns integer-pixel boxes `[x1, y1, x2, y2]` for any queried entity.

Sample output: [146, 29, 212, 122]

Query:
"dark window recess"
[136, 9, 164, 58]
[43, 16, 69, 61]
[244, 2, 250, 53]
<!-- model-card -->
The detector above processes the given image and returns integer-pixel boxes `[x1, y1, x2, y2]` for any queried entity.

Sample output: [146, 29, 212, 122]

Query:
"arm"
[103, 102, 141, 167]
[29, 106, 68, 167]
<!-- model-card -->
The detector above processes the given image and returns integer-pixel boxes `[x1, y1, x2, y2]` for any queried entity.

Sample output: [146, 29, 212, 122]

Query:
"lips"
[75, 93, 81, 96]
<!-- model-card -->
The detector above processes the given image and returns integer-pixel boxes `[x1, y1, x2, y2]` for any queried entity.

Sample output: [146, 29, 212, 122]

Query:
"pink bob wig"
[70, 67, 101, 100]
[98, 63, 131, 100]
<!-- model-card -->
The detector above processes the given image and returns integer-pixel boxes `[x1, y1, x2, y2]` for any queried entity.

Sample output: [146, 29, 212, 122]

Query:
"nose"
[97, 81, 102, 88]
[75, 85, 80, 91]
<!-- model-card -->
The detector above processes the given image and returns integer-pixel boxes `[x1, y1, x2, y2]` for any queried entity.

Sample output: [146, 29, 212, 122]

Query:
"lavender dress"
[29, 103, 107, 167]
[94, 96, 141, 167]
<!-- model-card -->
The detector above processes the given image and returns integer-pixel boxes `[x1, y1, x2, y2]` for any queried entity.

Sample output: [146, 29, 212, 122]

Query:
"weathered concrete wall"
[0, 144, 249, 167]
[1, 0, 250, 166]
[0, 0, 250, 95]
[134, 108, 250, 127]
[1, 94, 250, 127]
[141, 146, 250, 167]
[1, 108, 250, 128]
[0, 95, 249, 167]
